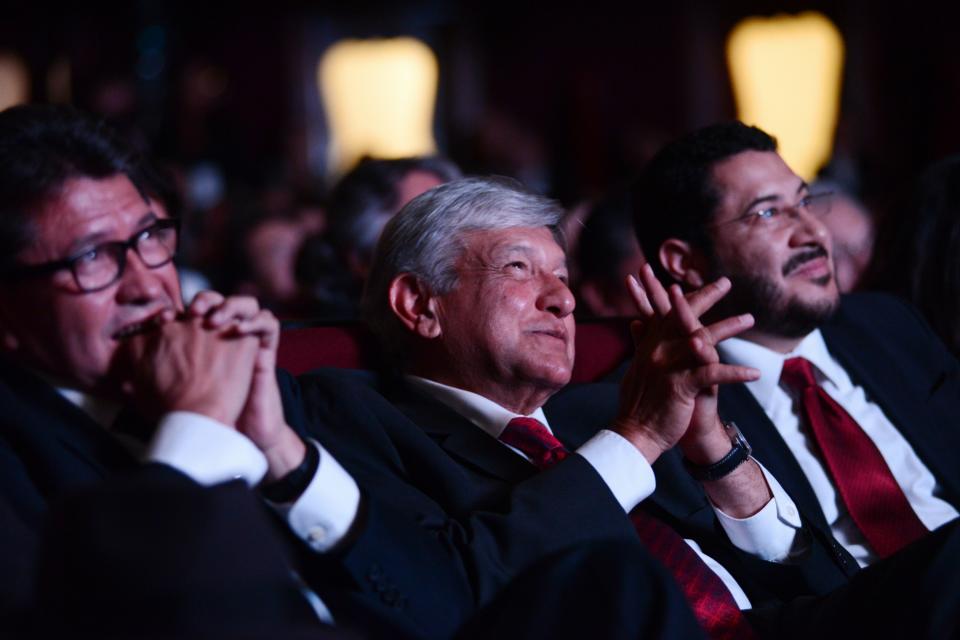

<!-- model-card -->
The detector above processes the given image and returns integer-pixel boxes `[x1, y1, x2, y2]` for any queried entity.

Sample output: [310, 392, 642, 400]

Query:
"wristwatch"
[683, 421, 752, 482]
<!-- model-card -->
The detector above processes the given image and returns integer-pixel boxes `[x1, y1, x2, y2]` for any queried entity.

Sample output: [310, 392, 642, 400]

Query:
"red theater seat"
[278, 318, 632, 383]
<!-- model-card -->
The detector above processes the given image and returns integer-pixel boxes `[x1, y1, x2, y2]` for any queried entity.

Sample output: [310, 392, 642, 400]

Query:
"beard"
[706, 247, 840, 339]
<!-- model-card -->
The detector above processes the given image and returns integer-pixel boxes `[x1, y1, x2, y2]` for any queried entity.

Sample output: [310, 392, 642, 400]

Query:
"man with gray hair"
[295, 176, 872, 638]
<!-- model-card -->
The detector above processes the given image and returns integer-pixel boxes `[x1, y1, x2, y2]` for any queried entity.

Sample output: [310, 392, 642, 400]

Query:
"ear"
[388, 273, 442, 339]
[659, 239, 710, 289]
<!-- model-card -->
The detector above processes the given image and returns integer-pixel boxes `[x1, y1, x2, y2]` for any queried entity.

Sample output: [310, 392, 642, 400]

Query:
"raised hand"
[614, 264, 758, 464]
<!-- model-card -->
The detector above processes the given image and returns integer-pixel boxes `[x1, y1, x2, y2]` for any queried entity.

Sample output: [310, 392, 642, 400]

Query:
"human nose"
[788, 205, 831, 247]
[115, 247, 164, 303]
[537, 274, 576, 318]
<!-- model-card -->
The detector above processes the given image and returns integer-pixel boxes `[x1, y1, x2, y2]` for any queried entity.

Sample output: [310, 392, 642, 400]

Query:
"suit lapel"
[387, 382, 537, 483]
[822, 318, 960, 501]
[0, 360, 138, 494]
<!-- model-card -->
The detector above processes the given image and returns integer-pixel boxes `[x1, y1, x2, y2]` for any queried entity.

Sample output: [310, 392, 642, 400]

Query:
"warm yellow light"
[319, 37, 438, 177]
[0, 52, 29, 111]
[727, 12, 844, 180]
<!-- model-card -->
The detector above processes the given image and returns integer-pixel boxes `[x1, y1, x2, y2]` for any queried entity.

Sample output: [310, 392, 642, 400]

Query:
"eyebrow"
[492, 243, 535, 259]
[491, 242, 568, 268]
[740, 180, 809, 216]
[65, 210, 160, 256]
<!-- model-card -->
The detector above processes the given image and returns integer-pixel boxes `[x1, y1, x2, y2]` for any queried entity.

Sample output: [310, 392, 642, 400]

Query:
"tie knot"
[781, 357, 818, 391]
[499, 417, 569, 471]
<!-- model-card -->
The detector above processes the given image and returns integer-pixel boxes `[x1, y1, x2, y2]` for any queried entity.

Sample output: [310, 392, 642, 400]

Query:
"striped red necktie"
[780, 357, 927, 558]
[499, 416, 755, 640]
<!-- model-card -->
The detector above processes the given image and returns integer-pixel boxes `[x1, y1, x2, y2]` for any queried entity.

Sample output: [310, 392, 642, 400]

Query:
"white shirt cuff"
[146, 411, 268, 487]
[713, 459, 804, 561]
[575, 429, 656, 512]
[684, 538, 753, 610]
[272, 440, 361, 553]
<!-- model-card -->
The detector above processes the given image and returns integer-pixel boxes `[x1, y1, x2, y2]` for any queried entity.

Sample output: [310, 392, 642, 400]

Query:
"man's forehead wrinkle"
[66, 210, 159, 255]
[33, 178, 157, 258]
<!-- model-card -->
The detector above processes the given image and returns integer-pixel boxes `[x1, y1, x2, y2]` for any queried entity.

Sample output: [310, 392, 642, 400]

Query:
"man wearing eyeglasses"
[632, 121, 960, 634]
[0, 104, 492, 637]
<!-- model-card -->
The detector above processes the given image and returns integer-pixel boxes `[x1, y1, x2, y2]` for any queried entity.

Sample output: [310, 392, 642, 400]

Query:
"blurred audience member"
[814, 179, 875, 293]
[575, 190, 645, 317]
[223, 192, 325, 317]
[328, 156, 461, 280]
[297, 156, 460, 319]
[869, 155, 960, 357]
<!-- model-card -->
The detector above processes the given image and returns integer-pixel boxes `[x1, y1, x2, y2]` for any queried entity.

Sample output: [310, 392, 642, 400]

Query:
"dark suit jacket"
[548, 382, 856, 604]
[292, 370, 648, 605]
[717, 292, 960, 571]
[27, 463, 333, 638]
[0, 358, 473, 639]
[292, 368, 849, 613]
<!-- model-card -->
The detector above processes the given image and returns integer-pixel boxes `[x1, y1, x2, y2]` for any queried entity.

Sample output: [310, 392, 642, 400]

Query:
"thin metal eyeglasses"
[3, 218, 180, 293]
[710, 192, 834, 231]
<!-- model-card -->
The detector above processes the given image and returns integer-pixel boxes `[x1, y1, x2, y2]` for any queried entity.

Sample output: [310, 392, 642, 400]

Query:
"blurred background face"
[818, 191, 874, 293]
[0, 175, 182, 394]
[3, 4, 952, 337]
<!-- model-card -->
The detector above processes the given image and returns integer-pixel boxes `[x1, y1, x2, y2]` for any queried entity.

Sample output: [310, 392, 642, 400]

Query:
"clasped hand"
[114, 292, 303, 477]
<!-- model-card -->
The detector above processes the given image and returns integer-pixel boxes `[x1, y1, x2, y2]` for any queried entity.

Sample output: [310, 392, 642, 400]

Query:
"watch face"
[725, 421, 752, 456]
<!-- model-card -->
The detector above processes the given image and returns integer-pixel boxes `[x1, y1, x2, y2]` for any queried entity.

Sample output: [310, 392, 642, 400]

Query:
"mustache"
[782, 246, 828, 276]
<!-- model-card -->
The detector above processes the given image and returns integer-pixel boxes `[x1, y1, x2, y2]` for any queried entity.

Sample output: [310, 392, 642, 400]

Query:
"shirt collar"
[718, 329, 839, 409]
[54, 385, 122, 430]
[405, 375, 552, 438]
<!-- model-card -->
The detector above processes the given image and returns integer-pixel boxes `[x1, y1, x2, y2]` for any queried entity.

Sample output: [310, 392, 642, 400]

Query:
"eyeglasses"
[711, 192, 834, 231]
[4, 218, 180, 293]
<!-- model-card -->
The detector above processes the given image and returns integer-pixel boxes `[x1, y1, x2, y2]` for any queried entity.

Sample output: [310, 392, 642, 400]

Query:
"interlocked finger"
[682, 277, 732, 318]
[690, 362, 760, 389]
[627, 274, 655, 317]
[703, 313, 755, 344]
[638, 263, 672, 316]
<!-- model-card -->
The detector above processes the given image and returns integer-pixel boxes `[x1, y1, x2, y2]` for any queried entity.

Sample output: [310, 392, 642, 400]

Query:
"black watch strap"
[260, 440, 319, 503]
[683, 422, 752, 482]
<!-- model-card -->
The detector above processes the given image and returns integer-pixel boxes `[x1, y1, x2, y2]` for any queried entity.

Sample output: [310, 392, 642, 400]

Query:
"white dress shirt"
[719, 330, 959, 567]
[56, 387, 364, 624]
[407, 375, 810, 610]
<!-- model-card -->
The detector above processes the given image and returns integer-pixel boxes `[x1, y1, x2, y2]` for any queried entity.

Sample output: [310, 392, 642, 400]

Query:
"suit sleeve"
[286, 369, 641, 607]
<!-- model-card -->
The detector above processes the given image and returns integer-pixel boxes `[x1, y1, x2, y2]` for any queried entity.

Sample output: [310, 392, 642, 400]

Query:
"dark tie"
[780, 357, 928, 558]
[499, 417, 755, 640]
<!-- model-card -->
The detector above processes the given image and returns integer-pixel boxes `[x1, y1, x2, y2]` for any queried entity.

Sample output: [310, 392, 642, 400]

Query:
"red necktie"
[500, 417, 755, 640]
[780, 357, 928, 558]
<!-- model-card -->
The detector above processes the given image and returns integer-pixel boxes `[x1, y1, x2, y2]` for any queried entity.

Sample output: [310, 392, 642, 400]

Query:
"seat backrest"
[277, 318, 632, 383]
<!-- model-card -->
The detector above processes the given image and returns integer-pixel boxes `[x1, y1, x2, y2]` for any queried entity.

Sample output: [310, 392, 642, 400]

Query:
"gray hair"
[362, 176, 565, 359]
